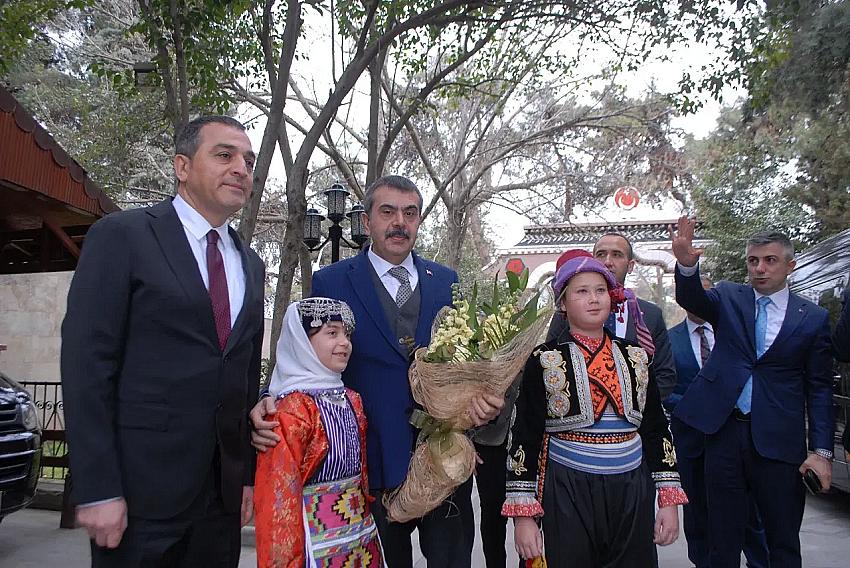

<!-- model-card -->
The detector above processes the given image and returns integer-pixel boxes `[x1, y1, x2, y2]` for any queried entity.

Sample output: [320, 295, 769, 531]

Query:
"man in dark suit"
[670, 217, 834, 568]
[250, 175, 502, 567]
[61, 116, 265, 567]
[547, 232, 678, 399]
[665, 276, 769, 568]
[832, 285, 850, 460]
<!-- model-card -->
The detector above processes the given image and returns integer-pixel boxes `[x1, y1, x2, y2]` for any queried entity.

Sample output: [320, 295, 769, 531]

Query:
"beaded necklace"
[571, 331, 603, 353]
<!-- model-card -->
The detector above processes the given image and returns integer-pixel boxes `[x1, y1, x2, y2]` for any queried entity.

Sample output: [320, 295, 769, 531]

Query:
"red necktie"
[206, 230, 231, 350]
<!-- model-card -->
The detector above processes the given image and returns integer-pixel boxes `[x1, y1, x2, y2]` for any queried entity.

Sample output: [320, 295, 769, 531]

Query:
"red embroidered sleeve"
[254, 393, 328, 568]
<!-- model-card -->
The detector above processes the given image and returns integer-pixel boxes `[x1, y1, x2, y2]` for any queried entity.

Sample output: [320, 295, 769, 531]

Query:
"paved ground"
[2, 488, 849, 567]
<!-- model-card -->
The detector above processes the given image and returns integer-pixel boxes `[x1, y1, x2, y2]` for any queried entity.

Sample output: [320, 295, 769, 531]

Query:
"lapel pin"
[426, 269, 433, 276]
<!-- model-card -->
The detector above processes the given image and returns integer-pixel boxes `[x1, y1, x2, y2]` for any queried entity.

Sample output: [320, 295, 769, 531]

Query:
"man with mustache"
[62, 116, 265, 567]
[251, 175, 503, 567]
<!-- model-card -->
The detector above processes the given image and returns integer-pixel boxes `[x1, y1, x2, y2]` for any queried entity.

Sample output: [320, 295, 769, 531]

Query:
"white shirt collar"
[367, 247, 415, 278]
[172, 194, 230, 242]
[685, 318, 712, 335]
[754, 285, 790, 311]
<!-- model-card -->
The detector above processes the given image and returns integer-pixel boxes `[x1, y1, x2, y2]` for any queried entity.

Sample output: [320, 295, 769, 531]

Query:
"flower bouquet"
[383, 268, 553, 522]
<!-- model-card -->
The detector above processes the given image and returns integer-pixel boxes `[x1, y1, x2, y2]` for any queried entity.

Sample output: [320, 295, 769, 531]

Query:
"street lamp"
[303, 182, 368, 263]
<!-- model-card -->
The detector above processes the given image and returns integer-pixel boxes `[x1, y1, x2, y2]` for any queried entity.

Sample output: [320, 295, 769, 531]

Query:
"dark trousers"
[705, 415, 806, 568]
[676, 435, 769, 567]
[474, 441, 509, 568]
[371, 477, 474, 568]
[90, 468, 241, 568]
[542, 461, 656, 568]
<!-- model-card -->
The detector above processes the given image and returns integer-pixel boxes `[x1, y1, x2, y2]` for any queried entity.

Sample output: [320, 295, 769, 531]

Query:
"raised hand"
[669, 215, 703, 267]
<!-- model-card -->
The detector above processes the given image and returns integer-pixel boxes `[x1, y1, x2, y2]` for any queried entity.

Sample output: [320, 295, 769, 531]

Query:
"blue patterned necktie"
[736, 296, 772, 414]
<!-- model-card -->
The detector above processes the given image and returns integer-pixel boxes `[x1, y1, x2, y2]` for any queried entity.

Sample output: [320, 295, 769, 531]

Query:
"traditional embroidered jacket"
[254, 388, 382, 568]
[503, 332, 683, 517]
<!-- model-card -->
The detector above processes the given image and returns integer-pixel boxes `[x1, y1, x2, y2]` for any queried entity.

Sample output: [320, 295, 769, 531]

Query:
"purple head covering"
[553, 255, 620, 301]
[552, 250, 656, 355]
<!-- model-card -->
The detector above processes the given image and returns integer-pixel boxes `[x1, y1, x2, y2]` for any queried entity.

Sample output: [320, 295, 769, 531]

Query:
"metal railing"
[20, 381, 67, 480]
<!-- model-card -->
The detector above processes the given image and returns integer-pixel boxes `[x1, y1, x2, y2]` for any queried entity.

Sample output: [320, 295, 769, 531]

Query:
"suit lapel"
[147, 199, 219, 347]
[675, 323, 700, 369]
[737, 286, 757, 353]
[348, 251, 407, 360]
[413, 252, 439, 347]
[224, 226, 255, 355]
[764, 293, 807, 358]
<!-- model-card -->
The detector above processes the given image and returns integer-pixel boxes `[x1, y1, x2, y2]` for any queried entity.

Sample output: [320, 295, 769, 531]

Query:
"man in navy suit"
[251, 175, 503, 567]
[665, 276, 768, 568]
[62, 116, 265, 567]
[670, 217, 834, 568]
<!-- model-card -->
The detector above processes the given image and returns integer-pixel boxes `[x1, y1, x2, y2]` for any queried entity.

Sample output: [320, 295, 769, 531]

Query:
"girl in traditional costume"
[254, 298, 384, 568]
[503, 252, 687, 567]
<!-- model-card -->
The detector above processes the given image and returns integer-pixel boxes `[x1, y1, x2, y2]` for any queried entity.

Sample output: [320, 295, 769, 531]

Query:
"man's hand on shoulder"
[250, 396, 280, 451]
[468, 393, 504, 427]
[76, 498, 128, 549]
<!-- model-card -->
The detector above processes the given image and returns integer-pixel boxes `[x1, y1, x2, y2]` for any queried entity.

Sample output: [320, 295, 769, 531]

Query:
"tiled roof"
[0, 85, 118, 216]
[514, 219, 705, 247]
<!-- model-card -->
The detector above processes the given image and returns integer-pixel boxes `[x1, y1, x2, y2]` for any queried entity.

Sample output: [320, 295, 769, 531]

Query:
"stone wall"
[0, 270, 274, 382]
[0, 271, 73, 381]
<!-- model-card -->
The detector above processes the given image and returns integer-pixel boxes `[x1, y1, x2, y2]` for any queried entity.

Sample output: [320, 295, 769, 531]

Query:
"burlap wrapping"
[383, 300, 552, 523]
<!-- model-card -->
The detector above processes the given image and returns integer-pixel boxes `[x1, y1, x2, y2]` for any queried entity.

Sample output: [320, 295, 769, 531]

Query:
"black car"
[788, 228, 850, 493]
[0, 371, 41, 521]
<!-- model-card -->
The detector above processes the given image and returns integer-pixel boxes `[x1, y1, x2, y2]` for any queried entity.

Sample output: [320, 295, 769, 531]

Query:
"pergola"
[0, 85, 118, 274]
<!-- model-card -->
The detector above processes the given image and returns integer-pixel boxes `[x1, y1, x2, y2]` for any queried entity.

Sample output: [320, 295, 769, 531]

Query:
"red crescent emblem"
[613, 186, 640, 210]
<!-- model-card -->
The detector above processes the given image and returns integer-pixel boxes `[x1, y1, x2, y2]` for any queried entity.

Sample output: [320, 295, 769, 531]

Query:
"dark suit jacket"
[666, 320, 705, 459]
[547, 297, 678, 400]
[61, 199, 265, 519]
[673, 266, 834, 465]
[311, 248, 457, 490]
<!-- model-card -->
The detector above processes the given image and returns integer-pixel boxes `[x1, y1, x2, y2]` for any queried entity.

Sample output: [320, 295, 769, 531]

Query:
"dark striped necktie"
[206, 230, 231, 350]
[695, 324, 710, 366]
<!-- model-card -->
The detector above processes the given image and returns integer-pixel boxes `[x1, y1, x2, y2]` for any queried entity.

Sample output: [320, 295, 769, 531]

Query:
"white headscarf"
[267, 300, 345, 397]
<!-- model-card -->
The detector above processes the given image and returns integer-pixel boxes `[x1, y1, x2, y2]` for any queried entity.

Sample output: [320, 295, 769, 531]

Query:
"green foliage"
[684, 1, 850, 241]
[2, 3, 174, 203]
[687, 107, 817, 283]
[0, 0, 91, 74]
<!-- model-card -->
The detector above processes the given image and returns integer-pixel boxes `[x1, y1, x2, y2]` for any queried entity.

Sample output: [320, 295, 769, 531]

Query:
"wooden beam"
[43, 218, 81, 259]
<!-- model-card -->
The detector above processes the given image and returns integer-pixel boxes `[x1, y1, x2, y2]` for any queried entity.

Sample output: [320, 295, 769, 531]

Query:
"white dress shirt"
[685, 318, 714, 368]
[173, 194, 245, 326]
[368, 247, 419, 300]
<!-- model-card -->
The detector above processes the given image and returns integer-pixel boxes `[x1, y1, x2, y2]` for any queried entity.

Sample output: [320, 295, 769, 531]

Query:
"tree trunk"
[238, 0, 302, 245]
[365, 44, 387, 186]
[267, 161, 309, 372]
[467, 205, 491, 266]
